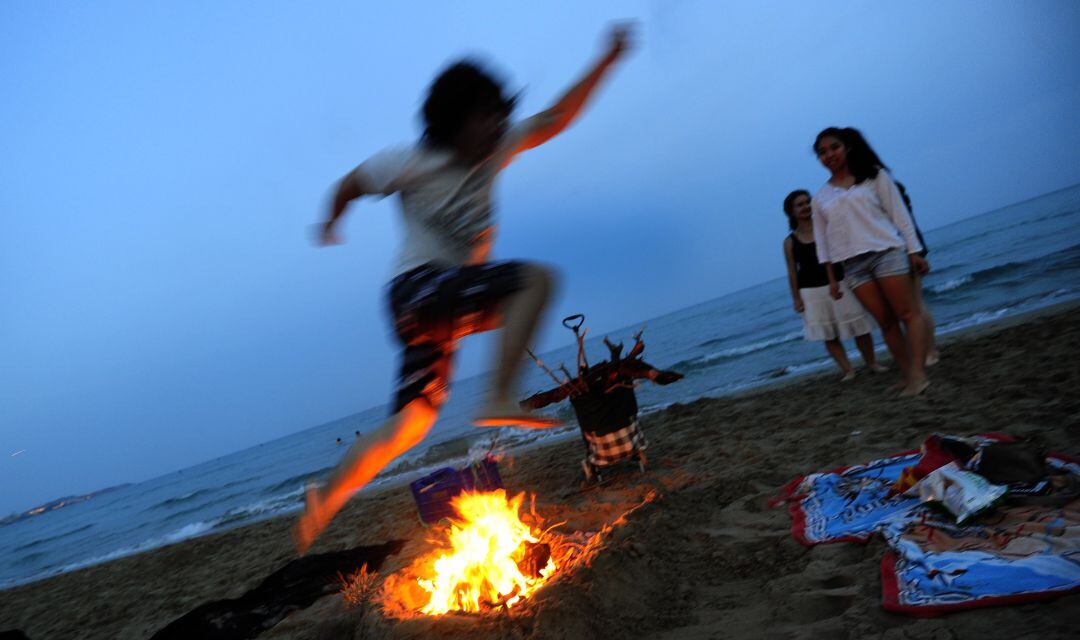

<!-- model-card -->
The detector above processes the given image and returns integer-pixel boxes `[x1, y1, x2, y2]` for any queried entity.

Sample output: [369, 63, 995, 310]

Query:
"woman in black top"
[783, 190, 884, 379]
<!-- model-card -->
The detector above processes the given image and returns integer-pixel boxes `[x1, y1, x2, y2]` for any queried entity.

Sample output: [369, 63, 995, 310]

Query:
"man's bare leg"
[474, 264, 560, 427]
[293, 399, 437, 554]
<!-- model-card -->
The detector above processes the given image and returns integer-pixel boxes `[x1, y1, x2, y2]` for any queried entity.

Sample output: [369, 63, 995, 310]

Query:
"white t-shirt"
[348, 116, 547, 277]
[811, 171, 923, 264]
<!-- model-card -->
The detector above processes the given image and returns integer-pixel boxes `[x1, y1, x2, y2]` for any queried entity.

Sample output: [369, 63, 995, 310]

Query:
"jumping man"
[294, 25, 634, 553]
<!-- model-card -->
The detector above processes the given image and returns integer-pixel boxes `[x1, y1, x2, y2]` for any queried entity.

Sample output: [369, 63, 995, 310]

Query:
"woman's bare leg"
[877, 274, 930, 396]
[851, 280, 910, 379]
[854, 333, 883, 370]
[823, 338, 854, 378]
[911, 272, 939, 365]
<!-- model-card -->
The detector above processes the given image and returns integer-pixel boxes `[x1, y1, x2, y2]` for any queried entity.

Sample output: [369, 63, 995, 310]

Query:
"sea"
[3, 183, 1079, 589]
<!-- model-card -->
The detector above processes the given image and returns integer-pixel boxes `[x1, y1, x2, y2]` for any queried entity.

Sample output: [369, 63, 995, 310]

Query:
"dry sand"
[2, 303, 1078, 640]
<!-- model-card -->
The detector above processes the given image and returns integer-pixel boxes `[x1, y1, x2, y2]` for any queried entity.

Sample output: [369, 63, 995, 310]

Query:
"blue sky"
[2, 1, 1078, 513]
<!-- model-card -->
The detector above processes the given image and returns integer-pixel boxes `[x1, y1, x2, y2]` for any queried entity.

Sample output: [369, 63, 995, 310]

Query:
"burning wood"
[515, 540, 551, 579]
[399, 490, 558, 614]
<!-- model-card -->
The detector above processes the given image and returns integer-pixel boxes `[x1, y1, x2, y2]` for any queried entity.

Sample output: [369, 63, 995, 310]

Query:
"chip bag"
[905, 462, 1008, 523]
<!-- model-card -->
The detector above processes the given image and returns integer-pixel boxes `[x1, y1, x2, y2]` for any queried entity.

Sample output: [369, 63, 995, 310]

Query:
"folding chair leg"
[581, 459, 603, 485]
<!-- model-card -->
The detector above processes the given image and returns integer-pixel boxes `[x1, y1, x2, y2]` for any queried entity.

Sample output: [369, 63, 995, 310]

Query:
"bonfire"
[413, 490, 555, 613]
[379, 489, 569, 615]
[371, 488, 657, 617]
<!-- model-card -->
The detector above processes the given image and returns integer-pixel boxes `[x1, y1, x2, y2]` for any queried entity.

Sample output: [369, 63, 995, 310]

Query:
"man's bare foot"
[474, 400, 562, 428]
[900, 377, 931, 397]
[292, 483, 330, 556]
[841, 370, 856, 383]
[925, 351, 941, 367]
[866, 363, 889, 374]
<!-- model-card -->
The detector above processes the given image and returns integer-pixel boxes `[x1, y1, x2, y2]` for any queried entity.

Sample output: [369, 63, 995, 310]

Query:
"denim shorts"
[842, 247, 910, 289]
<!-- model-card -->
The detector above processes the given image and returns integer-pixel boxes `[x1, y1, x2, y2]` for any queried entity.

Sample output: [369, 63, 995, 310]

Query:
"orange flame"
[415, 490, 556, 614]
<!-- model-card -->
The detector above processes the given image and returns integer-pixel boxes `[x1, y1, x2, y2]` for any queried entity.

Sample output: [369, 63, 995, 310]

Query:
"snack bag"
[905, 462, 1008, 523]
[889, 434, 976, 495]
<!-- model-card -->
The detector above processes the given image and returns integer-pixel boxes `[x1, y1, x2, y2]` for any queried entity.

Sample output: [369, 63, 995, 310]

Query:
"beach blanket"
[778, 448, 922, 545]
[880, 501, 1080, 614]
[777, 435, 1080, 615]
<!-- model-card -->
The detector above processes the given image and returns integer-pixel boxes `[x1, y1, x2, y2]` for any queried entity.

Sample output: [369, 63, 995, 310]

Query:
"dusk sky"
[3, 0, 1079, 514]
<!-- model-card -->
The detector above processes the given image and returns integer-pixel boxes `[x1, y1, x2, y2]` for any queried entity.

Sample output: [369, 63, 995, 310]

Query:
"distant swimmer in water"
[293, 24, 636, 554]
[354, 430, 360, 438]
[335, 438, 343, 446]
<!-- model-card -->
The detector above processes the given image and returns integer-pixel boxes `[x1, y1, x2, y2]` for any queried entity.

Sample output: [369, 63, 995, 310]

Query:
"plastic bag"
[905, 462, 1008, 523]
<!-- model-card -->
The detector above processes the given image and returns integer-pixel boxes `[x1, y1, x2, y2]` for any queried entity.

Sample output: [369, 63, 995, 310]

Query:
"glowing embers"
[410, 490, 555, 614]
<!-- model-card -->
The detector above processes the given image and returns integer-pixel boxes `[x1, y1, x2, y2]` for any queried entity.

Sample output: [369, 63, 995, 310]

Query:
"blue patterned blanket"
[778, 439, 1080, 615]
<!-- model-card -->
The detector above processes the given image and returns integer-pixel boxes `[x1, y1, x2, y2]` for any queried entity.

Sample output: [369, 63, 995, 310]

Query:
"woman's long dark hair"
[814, 127, 888, 184]
[782, 189, 810, 231]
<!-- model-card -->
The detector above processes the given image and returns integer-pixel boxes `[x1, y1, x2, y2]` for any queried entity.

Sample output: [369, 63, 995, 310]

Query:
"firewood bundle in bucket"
[520, 314, 683, 484]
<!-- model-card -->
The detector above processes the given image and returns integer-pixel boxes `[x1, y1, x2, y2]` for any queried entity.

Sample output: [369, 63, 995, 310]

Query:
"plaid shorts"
[583, 420, 647, 467]
[387, 261, 525, 413]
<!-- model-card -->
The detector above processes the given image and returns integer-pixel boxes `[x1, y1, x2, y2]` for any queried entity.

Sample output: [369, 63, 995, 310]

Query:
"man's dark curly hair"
[421, 60, 516, 148]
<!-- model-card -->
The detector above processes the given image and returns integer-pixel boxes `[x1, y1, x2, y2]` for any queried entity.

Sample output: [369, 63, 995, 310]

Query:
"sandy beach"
[2, 302, 1078, 640]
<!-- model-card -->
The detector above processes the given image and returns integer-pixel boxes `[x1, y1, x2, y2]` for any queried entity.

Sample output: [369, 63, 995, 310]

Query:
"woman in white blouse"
[810, 127, 930, 397]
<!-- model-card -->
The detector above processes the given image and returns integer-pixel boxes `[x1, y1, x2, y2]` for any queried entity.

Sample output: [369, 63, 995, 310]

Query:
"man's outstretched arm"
[318, 176, 367, 246]
[514, 24, 633, 154]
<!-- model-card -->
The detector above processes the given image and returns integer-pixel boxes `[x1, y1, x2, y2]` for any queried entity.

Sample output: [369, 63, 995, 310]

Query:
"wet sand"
[2, 302, 1078, 640]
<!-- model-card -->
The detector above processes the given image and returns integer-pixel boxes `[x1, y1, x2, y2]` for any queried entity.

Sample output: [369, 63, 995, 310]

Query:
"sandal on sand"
[292, 483, 329, 556]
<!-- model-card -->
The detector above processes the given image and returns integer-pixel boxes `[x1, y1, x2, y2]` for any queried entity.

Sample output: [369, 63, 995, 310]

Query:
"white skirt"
[800, 282, 874, 341]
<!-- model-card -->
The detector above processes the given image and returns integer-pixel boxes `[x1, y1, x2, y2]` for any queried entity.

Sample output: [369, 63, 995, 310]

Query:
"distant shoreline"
[0, 484, 132, 528]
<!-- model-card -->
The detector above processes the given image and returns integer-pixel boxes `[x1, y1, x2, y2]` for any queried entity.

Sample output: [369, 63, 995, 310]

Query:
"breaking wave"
[938, 288, 1077, 335]
[145, 488, 218, 511]
[263, 467, 333, 495]
[11, 523, 95, 553]
[0, 521, 216, 589]
[925, 243, 1080, 299]
[696, 325, 775, 350]
[674, 331, 803, 372]
[927, 274, 973, 294]
[207, 488, 307, 531]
